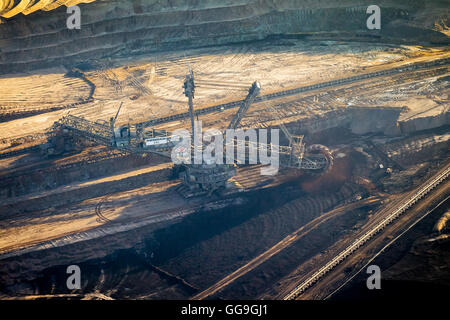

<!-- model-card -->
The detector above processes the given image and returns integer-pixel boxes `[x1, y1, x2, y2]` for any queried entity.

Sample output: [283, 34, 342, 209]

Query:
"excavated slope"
[0, 0, 448, 74]
[0, 1, 96, 18]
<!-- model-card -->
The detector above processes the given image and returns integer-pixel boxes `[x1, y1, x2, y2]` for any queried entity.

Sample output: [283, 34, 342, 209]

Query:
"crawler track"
[95, 195, 111, 223]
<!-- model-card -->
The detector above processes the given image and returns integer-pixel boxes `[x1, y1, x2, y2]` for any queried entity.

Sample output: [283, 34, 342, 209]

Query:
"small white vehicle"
[144, 135, 182, 147]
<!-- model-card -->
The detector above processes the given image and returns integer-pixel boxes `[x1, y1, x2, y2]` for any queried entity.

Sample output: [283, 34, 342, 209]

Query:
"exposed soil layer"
[214, 204, 376, 299]
[1, 119, 448, 299]
[0, 147, 167, 199]
[0, 4, 448, 298]
[331, 196, 450, 301]
[0, 161, 364, 298]
[0, 1, 448, 74]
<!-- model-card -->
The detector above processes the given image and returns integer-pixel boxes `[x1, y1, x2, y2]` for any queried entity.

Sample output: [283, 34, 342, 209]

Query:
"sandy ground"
[0, 162, 186, 256]
[0, 162, 301, 258]
[0, 161, 173, 206]
[0, 39, 448, 274]
[0, 67, 90, 107]
[342, 72, 449, 120]
[1, 41, 447, 143]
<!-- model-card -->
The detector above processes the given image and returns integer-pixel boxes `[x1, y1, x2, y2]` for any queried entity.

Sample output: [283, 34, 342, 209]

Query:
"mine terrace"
[0, 0, 449, 302]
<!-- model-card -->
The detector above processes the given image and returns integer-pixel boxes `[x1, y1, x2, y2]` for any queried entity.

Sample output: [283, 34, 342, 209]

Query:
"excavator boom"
[227, 81, 260, 130]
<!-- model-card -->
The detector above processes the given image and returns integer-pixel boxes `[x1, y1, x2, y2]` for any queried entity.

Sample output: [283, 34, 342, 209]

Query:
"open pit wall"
[0, 149, 162, 199]
[2, 104, 448, 203]
[291, 106, 449, 137]
[0, 0, 448, 74]
[0, 1, 96, 18]
[399, 111, 450, 134]
[288, 106, 403, 136]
